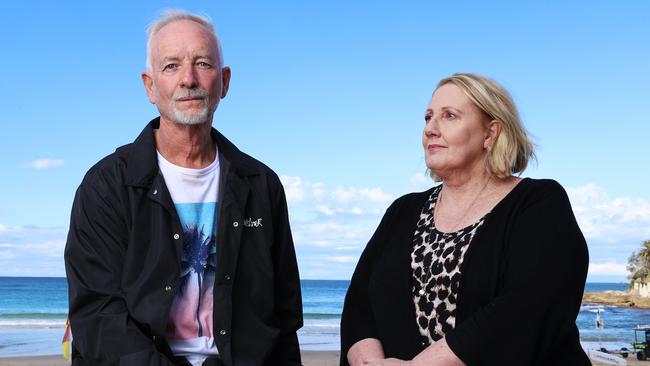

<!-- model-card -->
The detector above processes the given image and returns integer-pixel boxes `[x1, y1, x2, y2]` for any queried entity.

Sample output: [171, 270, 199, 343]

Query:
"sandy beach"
[0, 351, 341, 366]
[0, 351, 644, 366]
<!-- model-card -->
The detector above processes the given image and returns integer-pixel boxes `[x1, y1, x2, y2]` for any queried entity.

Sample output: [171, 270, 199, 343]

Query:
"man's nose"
[180, 65, 198, 89]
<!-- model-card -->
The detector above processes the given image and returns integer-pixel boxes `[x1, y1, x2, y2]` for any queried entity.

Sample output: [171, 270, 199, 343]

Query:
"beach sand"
[0, 351, 341, 366]
[0, 351, 643, 365]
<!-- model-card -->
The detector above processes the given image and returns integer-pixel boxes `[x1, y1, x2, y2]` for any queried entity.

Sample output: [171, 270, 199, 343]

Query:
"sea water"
[0, 277, 69, 356]
[0, 277, 642, 356]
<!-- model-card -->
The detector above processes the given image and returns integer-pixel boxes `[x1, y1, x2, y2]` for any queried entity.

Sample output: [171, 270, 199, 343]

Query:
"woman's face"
[423, 83, 495, 179]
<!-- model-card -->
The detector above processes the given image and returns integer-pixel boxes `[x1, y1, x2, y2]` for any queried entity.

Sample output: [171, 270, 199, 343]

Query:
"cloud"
[23, 158, 65, 169]
[588, 262, 628, 276]
[2, 179, 646, 281]
[284, 178, 650, 280]
[563, 183, 650, 281]
[282, 176, 392, 216]
[283, 176, 326, 200]
[408, 171, 434, 192]
[280, 175, 395, 279]
[334, 246, 358, 250]
[327, 255, 358, 263]
[566, 183, 650, 243]
[0, 224, 67, 276]
[330, 186, 393, 206]
[280, 175, 394, 218]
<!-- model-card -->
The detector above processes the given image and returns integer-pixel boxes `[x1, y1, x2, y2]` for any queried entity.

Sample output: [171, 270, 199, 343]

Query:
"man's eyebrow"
[194, 53, 216, 61]
[159, 56, 180, 66]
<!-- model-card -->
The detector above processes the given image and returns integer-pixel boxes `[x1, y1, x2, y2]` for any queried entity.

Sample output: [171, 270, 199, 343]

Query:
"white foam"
[302, 322, 340, 328]
[0, 319, 66, 329]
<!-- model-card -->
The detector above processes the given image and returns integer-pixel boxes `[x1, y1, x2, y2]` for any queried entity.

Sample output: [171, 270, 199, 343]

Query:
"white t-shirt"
[157, 150, 220, 365]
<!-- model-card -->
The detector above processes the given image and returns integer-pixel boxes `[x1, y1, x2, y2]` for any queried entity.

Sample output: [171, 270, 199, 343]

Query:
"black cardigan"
[340, 178, 590, 366]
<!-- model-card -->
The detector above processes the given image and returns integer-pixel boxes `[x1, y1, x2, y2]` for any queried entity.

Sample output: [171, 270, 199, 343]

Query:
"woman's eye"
[443, 111, 456, 120]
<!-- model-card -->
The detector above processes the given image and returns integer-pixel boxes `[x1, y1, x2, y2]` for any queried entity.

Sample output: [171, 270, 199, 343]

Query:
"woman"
[340, 73, 590, 366]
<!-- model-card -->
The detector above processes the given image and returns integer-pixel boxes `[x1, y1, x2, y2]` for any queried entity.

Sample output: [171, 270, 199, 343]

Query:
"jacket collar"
[117, 117, 258, 187]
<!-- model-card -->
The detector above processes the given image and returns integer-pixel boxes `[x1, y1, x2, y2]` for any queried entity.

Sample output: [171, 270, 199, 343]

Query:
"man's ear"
[142, 72, 156, 104]
[485, 119, 502, 149]
[220, 66, 231, 99]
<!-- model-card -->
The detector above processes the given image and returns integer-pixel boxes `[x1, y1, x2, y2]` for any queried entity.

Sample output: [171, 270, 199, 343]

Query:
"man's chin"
[170, 109, 211, 126]
[173, 119, 207, 126]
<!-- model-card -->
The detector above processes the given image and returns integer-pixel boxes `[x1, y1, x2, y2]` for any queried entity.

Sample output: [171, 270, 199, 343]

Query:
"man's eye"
[163, 64, 177, 71]
[197, 62, 212, 68]
[424, 115, 431, 123]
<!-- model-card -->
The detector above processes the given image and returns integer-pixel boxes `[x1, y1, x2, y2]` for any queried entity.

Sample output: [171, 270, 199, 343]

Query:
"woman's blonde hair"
[433, 73, 535, 179]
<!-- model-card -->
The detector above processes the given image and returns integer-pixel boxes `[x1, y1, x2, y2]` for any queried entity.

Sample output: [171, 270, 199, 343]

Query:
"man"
[64, 10, 303, 366]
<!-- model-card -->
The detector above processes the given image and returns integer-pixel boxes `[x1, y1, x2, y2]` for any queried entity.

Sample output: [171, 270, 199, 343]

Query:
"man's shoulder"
[79, 149, 129, 190]
[228, 146, 274, 173]
[215, 131, 280, 181]
[81, 121, 159, 189]
[226, 149, 285, 196]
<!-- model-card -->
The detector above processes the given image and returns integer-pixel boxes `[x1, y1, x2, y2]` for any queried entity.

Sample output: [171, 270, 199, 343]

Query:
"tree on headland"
[628, 240, 650, 286]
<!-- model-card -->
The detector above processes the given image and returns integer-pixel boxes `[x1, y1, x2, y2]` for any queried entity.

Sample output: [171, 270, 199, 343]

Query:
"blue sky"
[0, 1, 648, 281]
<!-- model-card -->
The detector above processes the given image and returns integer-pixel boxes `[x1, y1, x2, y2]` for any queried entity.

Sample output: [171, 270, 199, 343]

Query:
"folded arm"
[443, 181, 589, 365]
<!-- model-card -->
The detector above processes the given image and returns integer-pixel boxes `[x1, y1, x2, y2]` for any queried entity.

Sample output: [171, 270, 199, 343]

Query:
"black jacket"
[340, 179, 590, 366]
[65, 119, 303, 366]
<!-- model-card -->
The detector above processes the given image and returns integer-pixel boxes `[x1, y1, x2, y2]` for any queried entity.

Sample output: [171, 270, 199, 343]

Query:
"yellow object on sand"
[62, 318, 71, 360]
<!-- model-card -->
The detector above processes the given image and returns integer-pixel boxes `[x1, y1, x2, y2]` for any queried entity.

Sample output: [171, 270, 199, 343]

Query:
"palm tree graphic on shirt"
[178, 224, 216, 337]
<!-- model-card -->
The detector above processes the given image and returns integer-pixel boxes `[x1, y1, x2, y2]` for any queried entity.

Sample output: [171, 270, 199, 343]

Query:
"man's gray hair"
[145, 9, 224, 70]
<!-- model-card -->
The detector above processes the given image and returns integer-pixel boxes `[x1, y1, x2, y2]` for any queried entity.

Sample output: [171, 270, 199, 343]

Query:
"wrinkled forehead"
[428, 83, 475, 110]
[150, 20, 220, 60]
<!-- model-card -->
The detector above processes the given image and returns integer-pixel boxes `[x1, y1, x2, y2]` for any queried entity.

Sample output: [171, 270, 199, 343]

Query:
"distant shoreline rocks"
[583, 290, 650, 309]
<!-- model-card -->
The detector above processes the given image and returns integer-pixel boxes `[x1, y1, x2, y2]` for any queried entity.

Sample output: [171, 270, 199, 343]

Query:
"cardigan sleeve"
[340, 199, 401, 366]
[444, 180, 589, 365]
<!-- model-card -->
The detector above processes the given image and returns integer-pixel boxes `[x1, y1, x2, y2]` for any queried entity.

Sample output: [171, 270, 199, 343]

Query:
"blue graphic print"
[175, 202, 217, 337]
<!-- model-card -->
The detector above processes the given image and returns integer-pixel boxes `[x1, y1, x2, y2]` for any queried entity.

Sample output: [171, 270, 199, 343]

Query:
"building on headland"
[632, 280, 650, 298]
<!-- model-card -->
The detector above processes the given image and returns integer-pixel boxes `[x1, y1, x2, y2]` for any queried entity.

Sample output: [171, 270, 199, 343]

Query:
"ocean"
[0, 278, 641, 357]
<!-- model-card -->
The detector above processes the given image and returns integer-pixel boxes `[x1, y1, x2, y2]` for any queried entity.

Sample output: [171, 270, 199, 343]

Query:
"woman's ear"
[485, 119, 501, 149]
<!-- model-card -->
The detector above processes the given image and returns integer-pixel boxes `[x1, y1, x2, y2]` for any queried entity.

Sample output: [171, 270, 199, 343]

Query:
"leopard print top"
[411, 186, 487, 346]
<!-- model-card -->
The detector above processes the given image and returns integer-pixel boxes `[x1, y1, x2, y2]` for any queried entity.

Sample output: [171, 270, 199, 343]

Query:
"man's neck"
[154, 117, 217, 169]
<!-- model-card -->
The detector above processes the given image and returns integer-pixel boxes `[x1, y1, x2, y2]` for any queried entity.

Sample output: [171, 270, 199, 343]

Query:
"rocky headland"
[583, 290, 650, 308]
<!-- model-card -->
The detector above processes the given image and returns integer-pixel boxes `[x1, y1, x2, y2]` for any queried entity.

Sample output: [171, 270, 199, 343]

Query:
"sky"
[0, 1, 648, 282]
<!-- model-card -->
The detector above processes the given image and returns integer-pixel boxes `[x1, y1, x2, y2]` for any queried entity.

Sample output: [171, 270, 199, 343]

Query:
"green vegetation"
[628, 240, 650, 287]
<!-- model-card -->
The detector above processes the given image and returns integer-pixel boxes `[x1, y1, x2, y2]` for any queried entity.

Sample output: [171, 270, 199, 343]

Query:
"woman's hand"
[411, 338, 465, 366]
[366, 358, 412, 366]
[348, 338, 386, 366]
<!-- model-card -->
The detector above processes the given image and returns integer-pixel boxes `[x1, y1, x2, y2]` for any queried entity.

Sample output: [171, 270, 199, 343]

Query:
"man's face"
[142, 20, 230, 125]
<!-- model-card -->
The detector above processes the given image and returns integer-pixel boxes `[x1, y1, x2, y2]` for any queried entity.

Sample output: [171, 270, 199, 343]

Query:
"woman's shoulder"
[496, 177, 573, 215]
[515, 178, 569, 199]
[389, 186, 439, 212]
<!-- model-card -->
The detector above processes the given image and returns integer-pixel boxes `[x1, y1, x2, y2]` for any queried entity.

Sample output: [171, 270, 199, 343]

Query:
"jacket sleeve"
[266, 174, 303, 365]
[64, 177, 174, 366]
[340, 200, 398, 366]
[444, 181, 589, 365]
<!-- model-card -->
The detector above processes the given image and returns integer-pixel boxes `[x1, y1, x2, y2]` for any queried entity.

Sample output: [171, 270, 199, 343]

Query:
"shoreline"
[0, 351, 640, 366]
[0, 351, 341, 366]
[583, 290, 650, 309]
